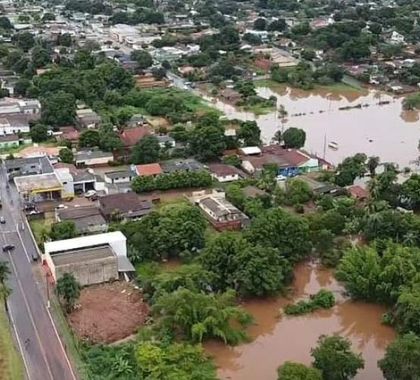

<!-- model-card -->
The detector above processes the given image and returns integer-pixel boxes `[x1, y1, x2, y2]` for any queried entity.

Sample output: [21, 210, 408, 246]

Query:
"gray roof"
[200, 196, 242, 218]
[5, 155, 54, 175]
[51, 245, 115, 266]
[161, 159, 204, 173]
[72, 170, 96, 183]
[75, 150, 113, 162]
[104, 170, 134, 179]
[58, 206, 106, 232]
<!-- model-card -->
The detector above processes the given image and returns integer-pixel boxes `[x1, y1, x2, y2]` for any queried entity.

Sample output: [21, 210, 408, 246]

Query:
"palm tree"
[0, 261, 11, 313]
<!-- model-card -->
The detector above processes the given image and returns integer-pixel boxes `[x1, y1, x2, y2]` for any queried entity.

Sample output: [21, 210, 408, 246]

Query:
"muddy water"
[205, 261, 395, 380]
[205, 85, 420, 167]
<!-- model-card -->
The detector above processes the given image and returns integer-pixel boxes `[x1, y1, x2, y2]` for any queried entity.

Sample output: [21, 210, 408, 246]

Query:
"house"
[5, 155, 54, 180]
[43, 231, 135, 286]
[208, 163, 242, 182]
[0, 115, 30, 134]
[220, 88, 242, 105]
[241, 145, 320, 177]
[14, 172, 63, 203]
[56, 206, 108, 235]
[193, 192, 249, 231]
[74, 150, 113, 167]
[104, 169, 135, 184]
[270, 48, 299, 67]
[126, 114, 147, 128]
[99, 192, 153, 221]
[389, 31, 405, 45]
[161, 159, 204, 174]
[56, 126, 80, 145]
[135, 163, 163, 177]
[76, 108, 102, 129]
[120, 126, 150, 153]
[0, 134, 19, 149]
[156, 135, 176, 148]
[347, 185, 369, 200]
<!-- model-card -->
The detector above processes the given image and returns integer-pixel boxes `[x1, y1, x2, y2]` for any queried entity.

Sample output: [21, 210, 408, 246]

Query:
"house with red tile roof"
[135, 163, 163, 177]
[120, 126, 151, 148]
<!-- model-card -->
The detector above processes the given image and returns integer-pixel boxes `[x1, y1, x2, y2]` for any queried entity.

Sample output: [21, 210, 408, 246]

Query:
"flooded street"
[205, 261, 395, 380]
[206, 84, 420, 167]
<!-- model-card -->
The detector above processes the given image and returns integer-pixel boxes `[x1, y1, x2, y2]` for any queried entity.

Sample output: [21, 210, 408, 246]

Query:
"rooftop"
[45, 231, 126, 255]
[51, 245, 115, 266]
[14, 173, 62, 194]
[75, 150, 113, 161]
[99, 193, 153, 217]
[136, 163, 163, 176]
[199, 196, 242, 218]
[120, 126, 150, 147]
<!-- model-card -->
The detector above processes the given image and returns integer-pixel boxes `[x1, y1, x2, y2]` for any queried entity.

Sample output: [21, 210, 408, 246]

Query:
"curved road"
[0, 164, 77, 380]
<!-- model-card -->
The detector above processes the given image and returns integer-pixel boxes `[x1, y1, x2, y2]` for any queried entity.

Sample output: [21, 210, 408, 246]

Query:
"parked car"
[84, 190, 97, 198]
[0, 216, 5, 224]
[2, 244, 14, 252]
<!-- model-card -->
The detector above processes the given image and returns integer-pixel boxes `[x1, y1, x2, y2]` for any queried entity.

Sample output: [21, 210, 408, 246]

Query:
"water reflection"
[205, 262, 395, 380]
[206, 85, 420, 166]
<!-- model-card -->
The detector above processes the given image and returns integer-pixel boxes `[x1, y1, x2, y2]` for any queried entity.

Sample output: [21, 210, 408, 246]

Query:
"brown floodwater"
[205, 261, 395, 380]
[204, 85, 420, 167]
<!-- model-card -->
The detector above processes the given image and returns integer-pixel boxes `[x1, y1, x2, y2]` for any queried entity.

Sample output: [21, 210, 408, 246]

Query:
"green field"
[0, 304, 24, 380]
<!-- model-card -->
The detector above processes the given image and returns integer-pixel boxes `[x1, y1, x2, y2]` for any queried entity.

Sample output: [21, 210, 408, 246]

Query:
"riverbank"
[205, 261, 395, 380]
[0, 304, 24, 380]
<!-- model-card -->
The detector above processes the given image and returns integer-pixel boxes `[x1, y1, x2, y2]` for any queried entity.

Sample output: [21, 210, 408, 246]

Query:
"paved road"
[0, 165, 77, 380]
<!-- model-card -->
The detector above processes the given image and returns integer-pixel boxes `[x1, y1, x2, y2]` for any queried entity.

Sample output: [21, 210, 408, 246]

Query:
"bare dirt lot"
[68, 282, 149, 344]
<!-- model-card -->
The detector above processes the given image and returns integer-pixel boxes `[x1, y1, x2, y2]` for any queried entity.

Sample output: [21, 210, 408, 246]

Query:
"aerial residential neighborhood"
[0, 0, 419, 379]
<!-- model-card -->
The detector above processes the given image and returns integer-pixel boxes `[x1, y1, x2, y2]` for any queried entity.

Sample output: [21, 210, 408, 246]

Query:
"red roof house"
[135, 163, 163, 177]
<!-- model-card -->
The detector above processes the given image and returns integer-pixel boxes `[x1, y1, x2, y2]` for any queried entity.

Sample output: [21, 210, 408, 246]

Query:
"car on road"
[0, 216, 5, 224]
[2, 244, 15, 252]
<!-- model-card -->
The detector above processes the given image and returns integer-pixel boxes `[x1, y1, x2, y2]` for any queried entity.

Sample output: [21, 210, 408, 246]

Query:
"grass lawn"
[0, 304, 24, 380]
[255, 79, 366, 94]
[29, 218, 54, 249]
[241, 102, 276, 115]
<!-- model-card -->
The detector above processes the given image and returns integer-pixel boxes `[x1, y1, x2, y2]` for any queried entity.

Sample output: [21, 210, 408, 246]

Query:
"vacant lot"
[68, 282, 149, 344]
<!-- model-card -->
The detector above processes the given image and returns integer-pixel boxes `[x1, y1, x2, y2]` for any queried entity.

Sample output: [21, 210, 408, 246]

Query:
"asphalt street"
[0, 164, 77, 380]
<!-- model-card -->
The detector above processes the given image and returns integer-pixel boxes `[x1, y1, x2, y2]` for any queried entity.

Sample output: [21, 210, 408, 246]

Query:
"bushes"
[132, 170, 212, 193]
[284, 289, 335, 315]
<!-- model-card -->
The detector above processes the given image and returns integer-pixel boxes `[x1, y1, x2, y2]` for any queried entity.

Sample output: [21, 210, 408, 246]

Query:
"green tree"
[335, 153, 367, 186]
[283, 128, 306, 148]
[247, 208, 312, 262]
[41, 91, 76, 126]
[130, 50, 153, 70]
[394, 282, 420, 335]
[367, 156, 380, 177]
[14, 32, 35, 52]
[120, 203, 207, 262]
[278, 362, 322, 380]
[56, 273, 81, 313]
[284, 178, 313, 205]
[253, 18, 267, 30]
[152, 289, 252, 344]
[99, 124, 123, 152]
[336, 246, 381, 301]
[57, 33, 73, 47]
[79, 129, 100, 148]
[311, 335, 364, 380]
[30, 123, 49, 142]
[14, 78, 31, 97]
[378, 333, 420, 380]
[0, 16, 13, 30]
[238, 121, 261, 146]
[401, 174, 420, 210]
[268, 19, 287, 32]
[131, 135, 160, 164]
[136, 342, 217, 380]
[59, 148, 74, 164]
[201, 232, 292, 296]
[189, 125, 226, 161]
[31, 47, 51, 68]
[50, 221, 77, 240]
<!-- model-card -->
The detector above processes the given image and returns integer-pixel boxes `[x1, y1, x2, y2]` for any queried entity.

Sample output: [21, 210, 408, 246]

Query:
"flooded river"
[205, 261, 395, 380]
[206, 85, 420, 167]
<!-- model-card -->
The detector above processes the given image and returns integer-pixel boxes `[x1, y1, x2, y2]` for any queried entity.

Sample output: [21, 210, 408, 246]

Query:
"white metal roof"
[44, 231, 126, 255]
[240, 146, 262, 155]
